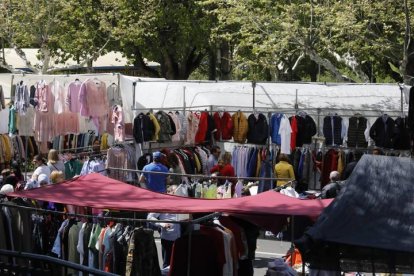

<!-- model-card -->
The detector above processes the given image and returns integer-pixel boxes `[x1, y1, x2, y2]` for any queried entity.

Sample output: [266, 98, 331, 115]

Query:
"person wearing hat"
[139, 151, 169, 193]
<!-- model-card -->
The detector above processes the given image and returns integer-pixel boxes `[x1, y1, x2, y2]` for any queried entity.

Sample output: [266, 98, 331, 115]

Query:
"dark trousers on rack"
[161, 239, 174, 268]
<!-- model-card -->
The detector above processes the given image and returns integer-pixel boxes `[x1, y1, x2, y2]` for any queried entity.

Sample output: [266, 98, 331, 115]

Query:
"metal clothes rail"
[107, 167, 291, 182]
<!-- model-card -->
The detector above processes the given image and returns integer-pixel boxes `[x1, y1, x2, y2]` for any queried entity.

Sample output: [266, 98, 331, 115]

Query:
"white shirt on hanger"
[278, 115, 292, 154]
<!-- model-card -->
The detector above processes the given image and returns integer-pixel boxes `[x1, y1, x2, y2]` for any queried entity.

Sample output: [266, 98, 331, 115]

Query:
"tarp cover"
[9, 173, 330, 217]
[296, 155, 414, 272]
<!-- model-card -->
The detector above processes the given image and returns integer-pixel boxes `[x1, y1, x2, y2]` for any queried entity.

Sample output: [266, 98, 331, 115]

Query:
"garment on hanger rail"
[0, 85, 5, 111]
[15, 82, 30, 115]
[247, 113, 268, 145]
[369, 115, 395, 148]
[323, 115, 345, 146]
[347, 115, 369, 148]
[213, 111, 233, 141]
[232, 111, 248, 144]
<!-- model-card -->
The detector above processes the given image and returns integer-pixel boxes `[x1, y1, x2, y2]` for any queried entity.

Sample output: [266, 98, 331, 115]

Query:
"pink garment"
[51, 81, 66, 114]
[79, 79, 108, 117]
[111, 105, 125, 142]
[35, 81, 53, 113]
[169, 112, 182, 142]
[66, 81, 82, 113]
[54, 112, 79, 135]
[185, 112, 200, 145]
[34, 111, 55, 142]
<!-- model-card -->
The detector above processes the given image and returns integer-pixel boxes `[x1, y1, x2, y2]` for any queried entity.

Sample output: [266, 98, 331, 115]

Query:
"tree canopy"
[0, 0, 413, 83]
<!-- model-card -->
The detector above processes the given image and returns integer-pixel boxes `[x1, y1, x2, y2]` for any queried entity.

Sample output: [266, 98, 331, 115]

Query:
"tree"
[0, 0, 111, 74]
[101, 0, 214, 79]
[208, 0, 414, 83]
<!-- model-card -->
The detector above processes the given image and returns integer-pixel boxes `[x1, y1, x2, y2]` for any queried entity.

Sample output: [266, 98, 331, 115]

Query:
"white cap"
[0, 184, 14, 195]
[38, 174, 50, 186]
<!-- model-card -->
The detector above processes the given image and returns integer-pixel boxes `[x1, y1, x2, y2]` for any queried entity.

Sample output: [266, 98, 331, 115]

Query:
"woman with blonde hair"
[47, 149, 65, 175]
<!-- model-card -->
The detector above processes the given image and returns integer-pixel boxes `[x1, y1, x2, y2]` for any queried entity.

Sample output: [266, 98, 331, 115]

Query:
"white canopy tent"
[130, 80, 410, 125]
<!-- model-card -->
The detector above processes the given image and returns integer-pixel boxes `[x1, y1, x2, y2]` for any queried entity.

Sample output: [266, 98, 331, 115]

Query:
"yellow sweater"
[274, 161, 295, 186]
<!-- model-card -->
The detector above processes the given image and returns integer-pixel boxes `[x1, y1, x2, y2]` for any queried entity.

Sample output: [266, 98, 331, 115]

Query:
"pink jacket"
[79, 79, 108, 117]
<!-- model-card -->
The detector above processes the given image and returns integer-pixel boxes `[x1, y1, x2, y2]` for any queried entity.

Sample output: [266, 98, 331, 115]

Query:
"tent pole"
[183, 86, 186, 115]
[290, 215, 295, 267]
[132, 81, 137, 110]
[252, 81, 256, 111]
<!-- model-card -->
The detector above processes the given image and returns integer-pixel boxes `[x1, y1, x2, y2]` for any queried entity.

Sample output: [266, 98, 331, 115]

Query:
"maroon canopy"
[9, 173, 330, 218]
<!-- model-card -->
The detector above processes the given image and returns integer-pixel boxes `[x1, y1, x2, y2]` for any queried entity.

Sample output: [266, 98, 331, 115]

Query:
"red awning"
[9, 173, 331, 218]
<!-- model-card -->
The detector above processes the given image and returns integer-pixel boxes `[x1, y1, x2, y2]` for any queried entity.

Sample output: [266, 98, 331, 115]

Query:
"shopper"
[166, 152, 182, 186]
[31, 155, 51, 181]
[207, 145, 221, 172]
[139, 151, 169, 193]
[321, 171, 343, 199]
[210, 151, 236, 186]
[47, 149, 66, 175]
[274, 154, 295, 187]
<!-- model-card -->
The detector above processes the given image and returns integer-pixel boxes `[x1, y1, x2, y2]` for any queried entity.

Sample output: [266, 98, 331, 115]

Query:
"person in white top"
[32, 155, 51, 181]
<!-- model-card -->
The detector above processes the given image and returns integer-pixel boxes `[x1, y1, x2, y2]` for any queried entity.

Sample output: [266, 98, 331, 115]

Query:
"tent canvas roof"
[8, 173, 331, 231]
[296, 155, 414, 272]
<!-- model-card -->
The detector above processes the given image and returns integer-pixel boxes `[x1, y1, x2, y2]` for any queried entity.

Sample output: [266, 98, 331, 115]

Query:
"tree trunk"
[208, 48, 217, 80]
[219, 42, 232, 80]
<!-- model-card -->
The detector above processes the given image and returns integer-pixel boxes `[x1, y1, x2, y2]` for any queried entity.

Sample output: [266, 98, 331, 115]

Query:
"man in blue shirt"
[139, 151, 169, 193]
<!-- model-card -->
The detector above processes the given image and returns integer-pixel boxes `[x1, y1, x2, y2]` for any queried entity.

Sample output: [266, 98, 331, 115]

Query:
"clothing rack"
[0, 201, 220, 276]
[107, 166, 291, 182]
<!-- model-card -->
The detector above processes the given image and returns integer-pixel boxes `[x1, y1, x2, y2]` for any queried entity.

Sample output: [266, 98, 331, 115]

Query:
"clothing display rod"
[0, 202, 220, 225]
[107, 166, 291, 182]
[0, 249, 116, 276]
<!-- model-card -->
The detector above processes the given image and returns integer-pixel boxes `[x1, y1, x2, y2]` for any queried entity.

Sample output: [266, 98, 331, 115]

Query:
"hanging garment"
[147, 113, 161, 141]
[133, 113, 154, 143]
[369, 115, 395, 148]
[156, 111, 173, 143]
[247, 113, 269, 145]
[16, 106, 35, 136]
[213, 111, 233, 141]
[204, 113, 216, 143]
[51, 80, 67, 114]
[323, 115, 344, 146]
[66, 80, 83, 113]
[270, 113, 284, 145]
[294, 114, 317, 147]
[186, 112, 199, 145]
[321, 149, 339, 186]
[125, 228, 161, 276]
[0, 108, 9, 134]
[289, 116, 298, 150]
[35, 81, 53, 113]
[14, 83, 30, 115]
[112, 105, 125, 142]
[107, 83, 122, 106]
[169, 112, 182, 142]
[79, 78, 108, 117]
[393, 117, 410, 150]
[195, 111, 209, 144]
[279, 115, 292, 154]
[347, 116, 369, 148]
[167, 113, 177, 136]
[232, 111, 248, 144]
